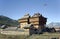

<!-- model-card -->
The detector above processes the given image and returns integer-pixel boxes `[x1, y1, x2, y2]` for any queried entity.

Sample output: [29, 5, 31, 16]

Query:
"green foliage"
[0, 15, 19, 26]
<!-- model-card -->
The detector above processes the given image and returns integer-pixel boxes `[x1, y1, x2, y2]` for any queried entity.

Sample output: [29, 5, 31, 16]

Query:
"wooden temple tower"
[18, 13, 30, 29]
[29, 13, 47, 29]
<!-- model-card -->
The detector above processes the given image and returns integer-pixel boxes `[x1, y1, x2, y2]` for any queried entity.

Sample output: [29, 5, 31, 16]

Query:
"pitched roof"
[22, 13, 30, 18]
[32, 13, 42, 17]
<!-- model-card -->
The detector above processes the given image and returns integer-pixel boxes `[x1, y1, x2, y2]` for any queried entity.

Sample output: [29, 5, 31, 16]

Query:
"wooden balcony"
[30, 18, 39, 22]
[18, 19, 28, 22]
[30, 22, 39, 25]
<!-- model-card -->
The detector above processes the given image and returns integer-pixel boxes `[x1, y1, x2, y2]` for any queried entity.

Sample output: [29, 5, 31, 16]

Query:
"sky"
[0, 0, 60, 24]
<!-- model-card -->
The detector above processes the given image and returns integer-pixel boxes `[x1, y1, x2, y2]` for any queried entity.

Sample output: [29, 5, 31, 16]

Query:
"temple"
[18, 13, 47, 35]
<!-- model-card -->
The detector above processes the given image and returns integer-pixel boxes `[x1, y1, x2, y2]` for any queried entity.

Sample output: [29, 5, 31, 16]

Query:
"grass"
[0, 33, 28, 39]
[0, 32, 60, 39]
[26, 32, 60, 39]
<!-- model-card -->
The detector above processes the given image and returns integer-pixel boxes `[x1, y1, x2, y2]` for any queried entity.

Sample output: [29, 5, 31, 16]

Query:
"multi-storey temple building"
[18, 13, 47, 35]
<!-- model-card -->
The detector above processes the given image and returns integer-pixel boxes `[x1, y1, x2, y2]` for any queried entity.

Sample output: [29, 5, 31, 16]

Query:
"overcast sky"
[0, 0, 60, 24]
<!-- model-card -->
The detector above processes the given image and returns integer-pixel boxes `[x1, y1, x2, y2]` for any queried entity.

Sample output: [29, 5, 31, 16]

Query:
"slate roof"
[22, 13, 30, 18]
[32, 13, 42, 17]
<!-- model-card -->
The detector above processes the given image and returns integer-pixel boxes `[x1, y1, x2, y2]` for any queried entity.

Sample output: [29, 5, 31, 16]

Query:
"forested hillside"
[0, 15, 19, 26]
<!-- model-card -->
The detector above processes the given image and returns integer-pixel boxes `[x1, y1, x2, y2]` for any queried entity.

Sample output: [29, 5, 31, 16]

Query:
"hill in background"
[47, 22, 60, 28]
[0, 15, 19, 27]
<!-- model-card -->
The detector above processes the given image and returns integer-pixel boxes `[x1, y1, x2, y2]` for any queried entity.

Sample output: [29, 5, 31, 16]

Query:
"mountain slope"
[0, 15, 19, 26]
